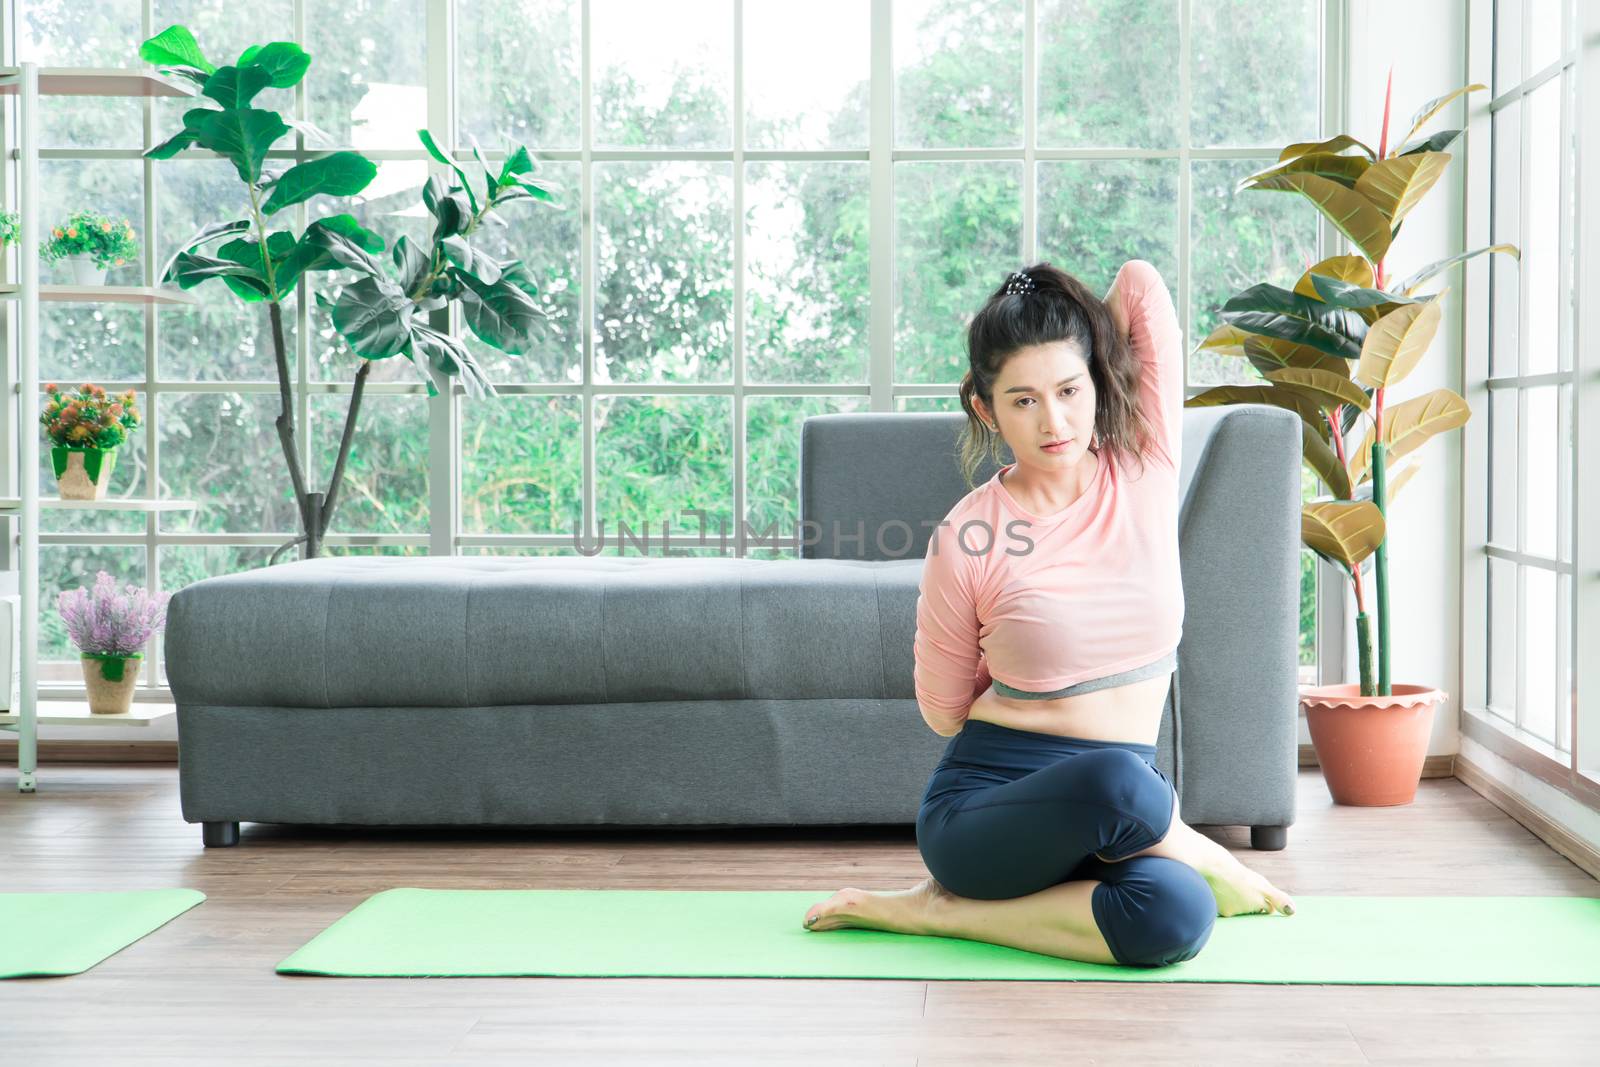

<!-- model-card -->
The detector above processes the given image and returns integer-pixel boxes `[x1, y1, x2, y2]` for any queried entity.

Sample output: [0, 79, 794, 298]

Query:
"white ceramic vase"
[65, 254, 108, 286]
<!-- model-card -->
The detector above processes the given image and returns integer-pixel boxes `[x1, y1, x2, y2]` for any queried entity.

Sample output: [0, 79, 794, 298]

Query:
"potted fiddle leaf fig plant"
[137, 24, 561, 563]
[1185, 70, 1518, 806]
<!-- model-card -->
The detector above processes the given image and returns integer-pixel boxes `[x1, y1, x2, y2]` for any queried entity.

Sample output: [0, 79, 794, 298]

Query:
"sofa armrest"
[1172, 406, 1302, 831]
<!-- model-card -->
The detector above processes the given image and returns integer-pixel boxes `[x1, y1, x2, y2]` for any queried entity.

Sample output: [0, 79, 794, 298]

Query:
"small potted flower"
[42, 210, 139, 286]
[40, 381, 141, 500]
[57, 571, 171, 714]
[0, 210, 17, 284]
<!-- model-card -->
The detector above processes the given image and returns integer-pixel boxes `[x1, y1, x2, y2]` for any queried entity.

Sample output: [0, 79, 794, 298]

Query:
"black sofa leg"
[202, 821, 240, 848]
[1250, 825, 1288, 851]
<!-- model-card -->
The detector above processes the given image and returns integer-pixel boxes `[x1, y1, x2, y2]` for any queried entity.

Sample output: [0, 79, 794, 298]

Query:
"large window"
[1462, 0, 1593, 796]
[6, 0, 1330, 692]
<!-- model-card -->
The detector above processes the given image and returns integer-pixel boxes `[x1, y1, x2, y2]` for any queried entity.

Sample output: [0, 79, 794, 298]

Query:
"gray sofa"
[167, 407, 1302, 850]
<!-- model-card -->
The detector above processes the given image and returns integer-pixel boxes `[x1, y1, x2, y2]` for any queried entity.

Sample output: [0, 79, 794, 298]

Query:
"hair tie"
[1002, 270, 1036, 296]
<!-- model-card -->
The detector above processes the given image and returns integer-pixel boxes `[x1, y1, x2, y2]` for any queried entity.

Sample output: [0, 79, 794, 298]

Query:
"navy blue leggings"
[915, 719, 1215, 967]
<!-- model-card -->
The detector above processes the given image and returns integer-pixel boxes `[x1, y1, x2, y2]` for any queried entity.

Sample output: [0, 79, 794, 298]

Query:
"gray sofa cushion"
[165, 555, 924, 709]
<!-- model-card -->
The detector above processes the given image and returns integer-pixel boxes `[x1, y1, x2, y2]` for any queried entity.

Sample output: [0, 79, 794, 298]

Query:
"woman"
[801, 260, 1294, 967]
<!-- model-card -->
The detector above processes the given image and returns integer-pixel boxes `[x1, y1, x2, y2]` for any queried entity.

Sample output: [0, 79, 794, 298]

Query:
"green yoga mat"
[1, 889, 205, 978]
[276, 889, 1600, 984]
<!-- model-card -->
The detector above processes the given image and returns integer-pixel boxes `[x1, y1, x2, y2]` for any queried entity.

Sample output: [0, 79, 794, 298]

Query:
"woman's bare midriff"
[964, 672, 1172, 746]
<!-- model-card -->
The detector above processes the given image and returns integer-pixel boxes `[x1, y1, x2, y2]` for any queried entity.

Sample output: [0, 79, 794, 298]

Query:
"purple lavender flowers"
[56, 571, 172, 656]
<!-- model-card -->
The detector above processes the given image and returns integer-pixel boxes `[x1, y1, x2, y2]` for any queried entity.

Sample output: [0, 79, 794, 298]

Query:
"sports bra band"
[990, 649, 1178, 700]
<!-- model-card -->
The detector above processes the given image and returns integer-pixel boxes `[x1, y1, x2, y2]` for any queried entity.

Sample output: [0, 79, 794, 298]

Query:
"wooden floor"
[2, 765, 1598, 1065]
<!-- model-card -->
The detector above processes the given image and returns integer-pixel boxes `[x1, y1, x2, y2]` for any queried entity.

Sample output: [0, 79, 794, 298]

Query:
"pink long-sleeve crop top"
[912, 259, 1186, 735]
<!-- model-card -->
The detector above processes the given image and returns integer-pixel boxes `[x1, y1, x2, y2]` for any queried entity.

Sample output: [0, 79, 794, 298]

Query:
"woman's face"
[978, 340, 1098, 469]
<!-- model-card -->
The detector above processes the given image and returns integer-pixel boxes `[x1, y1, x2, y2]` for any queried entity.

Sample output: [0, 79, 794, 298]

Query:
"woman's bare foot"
[802, 876, 952, 935]
[1198, 847, 1295, 918]
[1140, 820, 1296, 918]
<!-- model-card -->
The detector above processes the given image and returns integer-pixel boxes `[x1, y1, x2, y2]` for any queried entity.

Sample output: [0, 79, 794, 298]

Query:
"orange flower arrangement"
[39, 381, 141, 449]
[42, 210, 139, 269]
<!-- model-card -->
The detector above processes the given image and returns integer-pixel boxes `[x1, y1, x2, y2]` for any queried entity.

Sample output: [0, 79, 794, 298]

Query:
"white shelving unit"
[0, 283, 200, 305]
[0, 63, 201, 792]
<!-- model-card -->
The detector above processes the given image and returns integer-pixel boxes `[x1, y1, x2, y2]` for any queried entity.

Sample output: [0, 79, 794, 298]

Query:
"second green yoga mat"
[1, 889, 206, 978]
[276, 889, 1600, 984]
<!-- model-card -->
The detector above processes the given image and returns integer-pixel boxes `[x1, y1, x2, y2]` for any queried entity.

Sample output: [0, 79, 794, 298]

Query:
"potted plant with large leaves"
[137, 24, 560, 561]
[1185, 71, 1518, 806]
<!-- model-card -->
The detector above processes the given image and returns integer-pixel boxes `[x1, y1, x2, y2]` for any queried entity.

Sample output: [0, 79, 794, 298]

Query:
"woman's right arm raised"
[913, 518, 987, 737]
[1106, 259, 1184, 469]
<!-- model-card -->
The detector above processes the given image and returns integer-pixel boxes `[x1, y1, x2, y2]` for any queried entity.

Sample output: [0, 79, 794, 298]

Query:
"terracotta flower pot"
[1300, 682, 1448, 806]
[52, 445, 118, 500]
[82, 652, 142, 714]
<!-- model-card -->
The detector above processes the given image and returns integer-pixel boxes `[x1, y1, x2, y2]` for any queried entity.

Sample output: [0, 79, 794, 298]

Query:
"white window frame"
[1461, 0, 1599, 807]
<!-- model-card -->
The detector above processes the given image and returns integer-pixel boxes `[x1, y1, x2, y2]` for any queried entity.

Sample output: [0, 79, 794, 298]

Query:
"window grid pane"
[1489, 101, 1520, 379]
[1486, 555, 1517, 724]
[1481, 0, 1580, 761]
[15, 0, 1328, 694]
